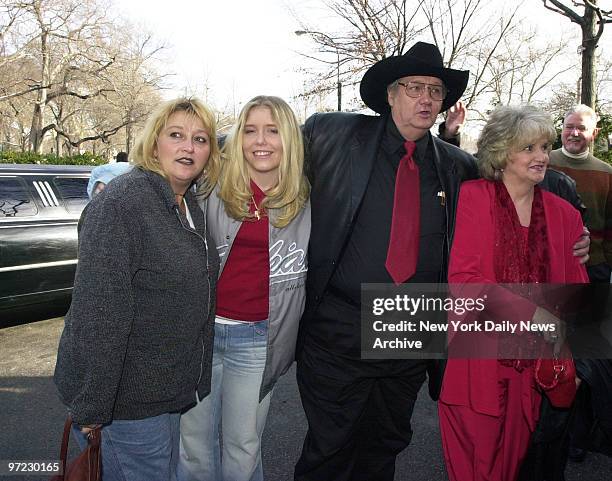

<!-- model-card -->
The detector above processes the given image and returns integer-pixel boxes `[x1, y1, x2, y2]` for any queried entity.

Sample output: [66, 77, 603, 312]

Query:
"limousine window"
[0, 177, 38, 217]
[53, 177, 89, 213]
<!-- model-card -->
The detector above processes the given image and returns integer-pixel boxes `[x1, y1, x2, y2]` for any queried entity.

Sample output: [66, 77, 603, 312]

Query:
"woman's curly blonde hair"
[477, 105, 556, 181]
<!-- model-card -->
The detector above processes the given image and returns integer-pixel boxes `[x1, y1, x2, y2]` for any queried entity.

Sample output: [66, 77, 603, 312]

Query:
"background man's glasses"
[397, 81, 447, 101]
[563, 125, 587, 132]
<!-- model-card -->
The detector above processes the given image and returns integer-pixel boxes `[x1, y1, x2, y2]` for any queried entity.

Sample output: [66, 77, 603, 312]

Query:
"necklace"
[251, 195, 262, 220]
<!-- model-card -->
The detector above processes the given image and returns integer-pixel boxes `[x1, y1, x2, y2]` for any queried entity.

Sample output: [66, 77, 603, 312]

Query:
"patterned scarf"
[493, 181, 550, 368]
[493, 181, 550, 283]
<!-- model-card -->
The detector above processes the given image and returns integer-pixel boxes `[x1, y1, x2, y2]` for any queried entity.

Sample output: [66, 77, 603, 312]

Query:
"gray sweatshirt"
[54, 168, 219, 425]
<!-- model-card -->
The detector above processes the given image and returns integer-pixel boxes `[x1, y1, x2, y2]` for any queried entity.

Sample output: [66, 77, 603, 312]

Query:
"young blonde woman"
[178, 96, 311, 481]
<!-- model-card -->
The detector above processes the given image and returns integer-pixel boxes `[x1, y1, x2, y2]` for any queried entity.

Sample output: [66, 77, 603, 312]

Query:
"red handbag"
[534, 343, 577, 408]
[50, 416, 101, 481]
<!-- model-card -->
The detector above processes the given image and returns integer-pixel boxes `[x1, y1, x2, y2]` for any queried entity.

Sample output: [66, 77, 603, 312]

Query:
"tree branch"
[49, 119, 130, 147]
[543, 0, 584, 25]
[585, 0, 606, 43]
[0, 84, 44, 102]
[47, 87, 113, 102]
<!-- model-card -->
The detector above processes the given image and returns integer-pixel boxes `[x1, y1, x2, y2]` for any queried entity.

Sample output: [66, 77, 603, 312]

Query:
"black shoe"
[568, 446, 587, 462]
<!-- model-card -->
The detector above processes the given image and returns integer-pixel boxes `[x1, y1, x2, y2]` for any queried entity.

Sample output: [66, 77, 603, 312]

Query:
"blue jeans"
[73, 413, 180, 481]
[178, 320, 272, 481]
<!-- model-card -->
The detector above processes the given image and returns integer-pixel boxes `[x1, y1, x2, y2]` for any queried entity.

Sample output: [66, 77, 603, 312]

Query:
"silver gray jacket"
[199, 189, 311, 400]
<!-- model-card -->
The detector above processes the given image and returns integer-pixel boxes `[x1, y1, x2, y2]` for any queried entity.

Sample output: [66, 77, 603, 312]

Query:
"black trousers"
[294, 339, 426, 481]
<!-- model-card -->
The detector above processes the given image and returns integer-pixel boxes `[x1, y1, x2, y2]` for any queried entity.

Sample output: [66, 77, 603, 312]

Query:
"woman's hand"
[79, 424, 102, 435]
[532, 306, 565, 350]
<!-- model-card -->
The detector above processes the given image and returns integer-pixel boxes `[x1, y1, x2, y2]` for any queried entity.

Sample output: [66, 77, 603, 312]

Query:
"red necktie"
[385, 140, 419, 284]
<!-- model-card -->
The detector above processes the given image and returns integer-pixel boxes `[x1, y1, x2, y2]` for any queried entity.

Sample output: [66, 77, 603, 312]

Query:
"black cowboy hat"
[359, 42, 469, 114]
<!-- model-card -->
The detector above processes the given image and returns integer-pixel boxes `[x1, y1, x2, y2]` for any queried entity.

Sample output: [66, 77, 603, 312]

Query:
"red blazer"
[440, 179, 588, 417]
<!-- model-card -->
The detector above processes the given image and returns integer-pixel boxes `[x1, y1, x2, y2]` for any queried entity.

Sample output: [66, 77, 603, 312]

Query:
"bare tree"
[542, 0, 612, 108]
[293, 0, 575, 121]
[0, 0, 167, 155]
[484, 35, 575, 110]
[596, 56, 612, 110]
[421, 1, 525, 102]
[88, 28, 169, 154]
[23, 0, 117, 152]
[293, 0, 428, 109]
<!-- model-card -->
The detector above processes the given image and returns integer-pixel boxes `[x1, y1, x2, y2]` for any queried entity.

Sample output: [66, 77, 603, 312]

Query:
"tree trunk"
[29, 102, 44, 153]
[580, 0, 598, 108]
[54, 131, 60, 157]
[29, 27, 49, 153]
[126, 122, 132, 154]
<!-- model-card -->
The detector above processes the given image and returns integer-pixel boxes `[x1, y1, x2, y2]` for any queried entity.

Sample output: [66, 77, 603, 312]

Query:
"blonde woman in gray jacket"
[55, 98, 220, 481]
[178, 96, 311, 481]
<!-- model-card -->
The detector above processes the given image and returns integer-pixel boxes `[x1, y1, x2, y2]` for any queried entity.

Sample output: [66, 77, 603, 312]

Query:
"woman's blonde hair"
[131, 97, 220, 196]
[217, 95, 309, 228]
[477, 104, 557, 180]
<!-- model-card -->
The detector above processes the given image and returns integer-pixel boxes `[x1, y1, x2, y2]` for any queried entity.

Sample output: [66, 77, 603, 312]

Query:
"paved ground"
[1, 317, 610, 480]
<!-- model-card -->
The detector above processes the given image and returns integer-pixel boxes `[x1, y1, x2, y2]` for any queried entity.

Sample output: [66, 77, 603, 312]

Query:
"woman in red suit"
[439, 105, 589, 481]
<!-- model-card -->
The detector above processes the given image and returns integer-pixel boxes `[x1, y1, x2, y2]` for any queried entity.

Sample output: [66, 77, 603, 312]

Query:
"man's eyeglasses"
[396, 81, 447, 101]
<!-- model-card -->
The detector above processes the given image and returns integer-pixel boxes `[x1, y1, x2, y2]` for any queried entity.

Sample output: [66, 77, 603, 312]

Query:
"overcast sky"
[117, 0, 310, 113]
[116, 0, 612, 120]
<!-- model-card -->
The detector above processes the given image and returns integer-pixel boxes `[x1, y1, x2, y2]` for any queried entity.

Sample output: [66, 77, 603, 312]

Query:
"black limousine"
[0, 164, 92, 325]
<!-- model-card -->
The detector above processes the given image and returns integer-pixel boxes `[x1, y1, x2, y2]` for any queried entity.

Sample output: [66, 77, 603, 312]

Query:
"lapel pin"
[437, 191, 446, 206]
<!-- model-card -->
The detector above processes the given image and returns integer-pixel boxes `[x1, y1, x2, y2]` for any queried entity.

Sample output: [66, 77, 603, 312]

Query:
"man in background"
[544, 105, 612, 471]
[550, 104, 612, 283]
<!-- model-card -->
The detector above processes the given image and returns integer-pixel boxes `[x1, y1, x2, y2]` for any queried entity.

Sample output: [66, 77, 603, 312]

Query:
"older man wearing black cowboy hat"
[294, 41, 478, 481]
[294, 40, 593, 481]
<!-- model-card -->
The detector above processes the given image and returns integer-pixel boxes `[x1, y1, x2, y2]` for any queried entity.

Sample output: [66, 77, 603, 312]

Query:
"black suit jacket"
[301, 111, 479, 326]
[299, 112, 478, 399]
